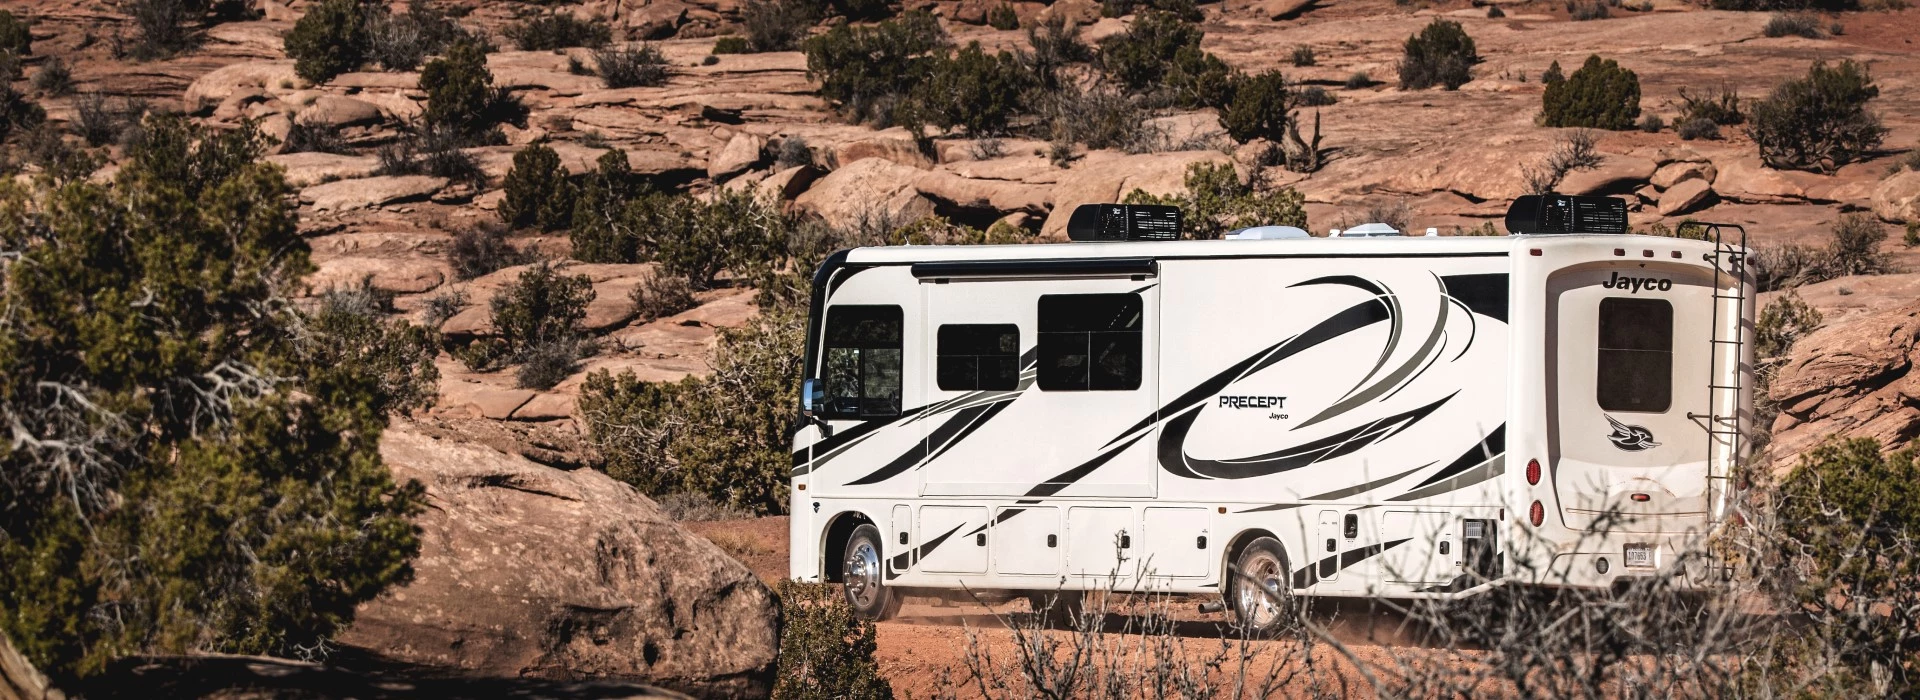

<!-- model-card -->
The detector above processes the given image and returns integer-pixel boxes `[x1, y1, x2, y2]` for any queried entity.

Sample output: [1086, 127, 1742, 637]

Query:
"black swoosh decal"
[846, 400, 1013, 485]
[1440, 273, 1508, 323]
[1410, 425, 1505, 488]
[1161, 393, 1454, 480]
[1103, 297, 1393, 449]
[1291, 538, 1411, 588]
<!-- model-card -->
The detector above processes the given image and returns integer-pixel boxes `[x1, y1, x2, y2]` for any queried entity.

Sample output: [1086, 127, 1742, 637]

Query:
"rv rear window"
[1596, 297, 1672, 413]
[821, 305, 903, 419]
[938, 324, 1020, 391]
[1038, 294, 1142, 391]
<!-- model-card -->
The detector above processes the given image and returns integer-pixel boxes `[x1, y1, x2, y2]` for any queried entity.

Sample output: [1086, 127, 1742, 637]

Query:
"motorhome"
[787, 195, 1753, 629]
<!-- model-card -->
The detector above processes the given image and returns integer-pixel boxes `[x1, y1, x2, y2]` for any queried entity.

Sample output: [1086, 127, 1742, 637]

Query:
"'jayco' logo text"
[1601, 271, 1672, 293]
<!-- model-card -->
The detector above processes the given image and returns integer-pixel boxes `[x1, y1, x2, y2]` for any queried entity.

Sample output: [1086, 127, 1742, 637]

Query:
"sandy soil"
[688, 516, 1480, 698]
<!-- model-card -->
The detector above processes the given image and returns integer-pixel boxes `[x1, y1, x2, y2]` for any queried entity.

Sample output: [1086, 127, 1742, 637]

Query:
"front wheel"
[1229, 537, 1293, 635]
[842, 524, 901, 621]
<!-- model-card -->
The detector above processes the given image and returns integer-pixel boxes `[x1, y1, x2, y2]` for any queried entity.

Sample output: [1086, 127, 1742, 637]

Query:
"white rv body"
[788, 232, 1753, 600]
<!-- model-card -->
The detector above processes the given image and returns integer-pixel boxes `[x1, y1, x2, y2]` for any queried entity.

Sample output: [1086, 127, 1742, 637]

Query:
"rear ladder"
[1686, 223, 1751, 525]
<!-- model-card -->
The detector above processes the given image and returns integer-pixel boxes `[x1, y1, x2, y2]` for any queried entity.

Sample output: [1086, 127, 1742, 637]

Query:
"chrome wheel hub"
[1237, 555, 1283, 629]
[845, 541, 882, 608]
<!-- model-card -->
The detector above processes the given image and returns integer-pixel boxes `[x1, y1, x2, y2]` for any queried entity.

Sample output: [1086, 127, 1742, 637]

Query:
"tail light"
[1525, 459, 1541, 486]
[1529, 500, 1545, 527]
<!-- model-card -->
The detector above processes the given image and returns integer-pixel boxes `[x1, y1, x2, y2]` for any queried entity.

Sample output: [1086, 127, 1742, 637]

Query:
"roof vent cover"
[1225, 225, 1311, 240]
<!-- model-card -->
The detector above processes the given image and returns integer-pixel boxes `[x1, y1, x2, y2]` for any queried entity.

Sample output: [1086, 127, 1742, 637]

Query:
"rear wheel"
[1229, 537, 1292, 635]
[842, 524, 901, 621]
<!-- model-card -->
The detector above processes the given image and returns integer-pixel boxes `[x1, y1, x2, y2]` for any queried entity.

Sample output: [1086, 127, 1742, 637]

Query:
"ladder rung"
[1709, 384, 1742, 390]
[1710, 339, 1742, 344]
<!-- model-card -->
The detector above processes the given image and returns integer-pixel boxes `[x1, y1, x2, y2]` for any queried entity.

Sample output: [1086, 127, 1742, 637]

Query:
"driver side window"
[821, 305, 903, 419]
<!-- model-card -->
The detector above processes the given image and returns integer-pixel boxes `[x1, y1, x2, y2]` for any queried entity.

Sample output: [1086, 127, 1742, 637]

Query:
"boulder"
[914, 170, 1053, 217]
[266, 152, 382, 188]
[829, 132, 934, 170]
[1712, 157, 1816, 202]
[339, 429, 778, 696]
[1768, 301, 1920, 466]
[1260, 0, 1316, 19]
[1650, 160, 1717, 190]
[953, 0, 995, 24]
[298, 95, 385, 127]
[1557, 155, 1657, 196]
[796, 157, 937, 229]
[1873, 170, 1920, 224]
[759, 165, 821, 201]
[1657, 178, 1715, 216]
[308, 257, 449, 296]
[302, 176, 448, 212]
[708, 133, 769, 182]
[184, 60, 300, 106]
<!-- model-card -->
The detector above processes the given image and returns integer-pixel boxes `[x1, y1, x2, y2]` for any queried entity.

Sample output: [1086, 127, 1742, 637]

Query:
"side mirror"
[801, 377, 825, 417]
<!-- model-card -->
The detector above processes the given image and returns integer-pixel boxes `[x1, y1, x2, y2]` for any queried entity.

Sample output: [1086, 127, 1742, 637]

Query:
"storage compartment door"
[1067, 507, 1136, 580]
[1380, 511, 1455, 585]
[1142, 508, 1211, 578]
[889, 505, 912, 575]
[993, 506, 1061, 576]
[917, 506, 989, 573]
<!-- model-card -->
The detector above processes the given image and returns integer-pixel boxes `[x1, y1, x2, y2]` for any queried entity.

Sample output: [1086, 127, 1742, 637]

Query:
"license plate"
[1624, 543, 1655, 568]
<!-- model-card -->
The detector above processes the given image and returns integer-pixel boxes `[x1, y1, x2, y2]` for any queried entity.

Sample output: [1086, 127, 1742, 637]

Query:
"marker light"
[1526, 459, 1541, 486]
[1630, 493, 1651, 502]
[1529, 501, 1545, 527]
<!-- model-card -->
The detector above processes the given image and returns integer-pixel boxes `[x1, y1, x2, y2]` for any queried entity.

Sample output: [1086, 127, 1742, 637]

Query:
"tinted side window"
[822, 305, 903, 418]
[1038, 294, 1142, 391]
[1596, 297, 1672, 412]
[938, 324, 1020, 391]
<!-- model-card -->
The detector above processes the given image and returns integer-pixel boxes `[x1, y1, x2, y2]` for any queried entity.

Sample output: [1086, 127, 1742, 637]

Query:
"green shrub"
[1124, 162, 1306, 239]
[631, 271, 698, 321]
[446, 222, 529, 279]
[653, 188, 790, 289]
[32, 57, 73, 96]
[988, 3, 1020, 29]
[1638, 113, 1665, 132]
[1024, 15, 1091, 91]
[713, 36, 752, 54]
[307, 278, 441, 414]
[1039, 82, 1155, 153]
[123, 0, 204, 60]
[771, 581, 894, 700]
[498, 142, 577, 231]
[1291, 45, 1315, 66]
[1755, 290, 1822, 362]
[580, 305, 804, 514]
[1763, 12, 1824, 37]
[803, 11, 946, 125]
[0, 83, 45, 143]
[464, 261, 595, 372]
[1539, 55, 1640, 129]
[420, 39, 527, 145]
[503, 13, 611, 51]
[823, 0, 896, 21]
[1344, 71, 1371, 89]
[515, 338, 587, 389]
[1908, 221, 1920, 248]
[1748, 60, 1885, 173]
[1568, 0, 1609, 20]
[0, 116, 422, 679]
[1221, 70, 1289, 144]
[72, 92, 146, 147]
[1710, 0, 1854, 9]
[283, 120, 347, 154]
[742, 0, 819, 52]
[284, 0, 377, 83]
[1677, 118, 1720, 140]
[915, 42, 1033, 135]
[1399, 19, 1476, 90]
[0, 10, 29, 57]
[1098, 10, 1202, 93]
[594, 43, 668, 88]
[1827, 212, 1890, 277]
[1676, 85, 1743, 126]
[375, 126, 487, 187]
[1773, 439, 1920, 695]
[570, 149, 645, 263]
[1541, 60, 1564, 85]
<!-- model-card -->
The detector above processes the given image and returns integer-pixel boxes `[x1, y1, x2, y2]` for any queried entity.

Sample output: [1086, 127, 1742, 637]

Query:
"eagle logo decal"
[1605, 415, 1660, 451]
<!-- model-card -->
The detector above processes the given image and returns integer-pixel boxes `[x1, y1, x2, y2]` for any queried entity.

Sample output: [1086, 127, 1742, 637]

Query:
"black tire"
[1228, 536, 1293, 635]
[842, 524, 901, 621]
[1024, 589, 1085, 629]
